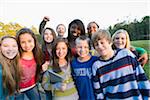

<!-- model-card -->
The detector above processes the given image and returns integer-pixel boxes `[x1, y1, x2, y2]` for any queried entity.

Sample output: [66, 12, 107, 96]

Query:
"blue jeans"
[15, 85, 41, 100]
[45, 90, 52, 100]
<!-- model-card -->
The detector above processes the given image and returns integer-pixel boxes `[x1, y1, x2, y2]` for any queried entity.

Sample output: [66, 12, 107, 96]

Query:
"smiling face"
[1, 38, 18, 59]
[56, 24, 66, 37]
[19, 33, 35, 52]
[113, 32, 127, 49]
[56, 42, 68, 60]
[87, 22, 99, 34]
[70, 23, 81, 37]
[44, 29, 54, 43]
[94, 38, 112, 59]
[76, 40, 90, 59]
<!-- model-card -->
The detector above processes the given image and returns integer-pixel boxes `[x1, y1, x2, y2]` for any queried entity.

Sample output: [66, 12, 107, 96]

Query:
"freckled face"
[76, 40, 90, 58]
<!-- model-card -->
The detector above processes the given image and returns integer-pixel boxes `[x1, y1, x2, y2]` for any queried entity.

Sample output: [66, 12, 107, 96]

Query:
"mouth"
[24, 48, 31, 51]
[72, 32, 78, 36]
[6, 51, 17, 57]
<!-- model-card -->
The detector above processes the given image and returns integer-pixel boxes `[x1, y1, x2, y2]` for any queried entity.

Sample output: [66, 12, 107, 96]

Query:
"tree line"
[0, 16, 149, 40]
[108, 16, 149, 40]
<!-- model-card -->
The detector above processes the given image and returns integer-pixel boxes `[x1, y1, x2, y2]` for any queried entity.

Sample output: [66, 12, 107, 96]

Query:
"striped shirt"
[92, 49, 150, 100]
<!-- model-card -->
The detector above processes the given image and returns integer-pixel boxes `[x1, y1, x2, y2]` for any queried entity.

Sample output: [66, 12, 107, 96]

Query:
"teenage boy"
[91, 29, 150, 100]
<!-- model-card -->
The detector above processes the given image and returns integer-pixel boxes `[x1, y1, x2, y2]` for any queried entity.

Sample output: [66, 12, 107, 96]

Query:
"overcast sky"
[0, 0, 149, 35]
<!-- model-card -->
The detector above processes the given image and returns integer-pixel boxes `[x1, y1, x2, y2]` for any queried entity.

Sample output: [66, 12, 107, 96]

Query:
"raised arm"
[39, 16, 50, 35]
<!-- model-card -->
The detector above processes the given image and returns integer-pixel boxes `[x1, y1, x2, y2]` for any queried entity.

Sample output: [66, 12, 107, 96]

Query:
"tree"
[108, 16, 149, 40]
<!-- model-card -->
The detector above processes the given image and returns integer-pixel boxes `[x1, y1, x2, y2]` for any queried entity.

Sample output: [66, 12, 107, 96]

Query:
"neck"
[78, 54, 91, 62]
[59, 59, 67, 67]
[101, 49, 115, 60]
[22, 51, 34, 60]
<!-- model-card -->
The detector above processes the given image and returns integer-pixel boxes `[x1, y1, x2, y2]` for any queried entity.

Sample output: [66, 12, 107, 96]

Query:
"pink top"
[19, 58, 36, 89]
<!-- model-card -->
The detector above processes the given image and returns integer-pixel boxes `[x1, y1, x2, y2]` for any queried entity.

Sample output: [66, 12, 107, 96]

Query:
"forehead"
[115, 32, 126, 37]
[56, 42, 67, 47]
[1, 38, 17, 44]
[44, 29, 52, 33]
[58, 25, 65, 28]
[20, 33, 33, 39]
[76, 39, 88, 45]
[90, 23, 97, 26]
[70, 23, 78, 27]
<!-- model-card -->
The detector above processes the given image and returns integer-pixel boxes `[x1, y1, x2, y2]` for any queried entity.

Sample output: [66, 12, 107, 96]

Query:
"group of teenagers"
[0, 16, 150, 100]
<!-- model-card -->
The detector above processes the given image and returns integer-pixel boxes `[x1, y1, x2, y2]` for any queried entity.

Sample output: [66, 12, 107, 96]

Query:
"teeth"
[7, 51, 15, 55]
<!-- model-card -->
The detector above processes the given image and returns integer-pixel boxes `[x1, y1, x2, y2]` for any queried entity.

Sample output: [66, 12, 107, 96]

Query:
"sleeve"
[41, 71, 52, 91]
[70, 60, 75, 77]
[0, 65, 3, 99]
[44, 49, 50, 61]
[131, 57, 150, 99]
[135, 47, 147, 56]
[39, 20, 47, 35]
[92, 62, 105, 100]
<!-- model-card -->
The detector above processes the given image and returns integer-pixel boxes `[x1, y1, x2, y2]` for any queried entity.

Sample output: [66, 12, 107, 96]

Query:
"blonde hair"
[92, 29, 112, 45]
[112, 29, 130, 49]
[0, 35, 21, 95]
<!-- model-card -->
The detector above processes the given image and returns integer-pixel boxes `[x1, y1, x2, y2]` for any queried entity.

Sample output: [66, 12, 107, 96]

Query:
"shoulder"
[92, 60, 102, 69]
[91, 56, 99, 60]
[117, 48, 136, 58]
[71, 57, 78, 64]
[88, 56, 99, 64]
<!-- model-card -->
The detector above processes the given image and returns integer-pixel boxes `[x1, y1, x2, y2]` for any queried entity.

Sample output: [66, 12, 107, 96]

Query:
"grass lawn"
[131, 40, 150, 79]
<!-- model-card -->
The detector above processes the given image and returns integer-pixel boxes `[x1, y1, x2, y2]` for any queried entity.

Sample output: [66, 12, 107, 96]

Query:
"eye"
[84, 46, 89, 49]
[2, 44, 8, 47]
[62, 47, 66, 50]
[28, 40, 32, 43]
[93, 26, 96, 29]
[21, 41, 25, 44]
[13, 45, 17, 47]
[115, 37, 119, 40]
[44, 33, 48, 35]
[121, 38, 125, 40]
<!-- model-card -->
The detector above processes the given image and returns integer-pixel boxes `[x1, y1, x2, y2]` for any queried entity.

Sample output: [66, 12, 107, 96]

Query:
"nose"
[118, 38, 122, 42]
[8, 46, 14, 51]
[24, 42, 30, 48]
[8, 46, 12, 51]
[59, 48, 63, 53]
[80, 47, 84, 52]
[47, 33, 51, 37]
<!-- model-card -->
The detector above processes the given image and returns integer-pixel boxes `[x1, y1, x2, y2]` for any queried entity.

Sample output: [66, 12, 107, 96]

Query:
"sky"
[0, 0, 149, 36]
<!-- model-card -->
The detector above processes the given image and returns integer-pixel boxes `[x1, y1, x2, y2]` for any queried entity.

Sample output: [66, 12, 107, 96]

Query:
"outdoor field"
[131, 40, 150, 79]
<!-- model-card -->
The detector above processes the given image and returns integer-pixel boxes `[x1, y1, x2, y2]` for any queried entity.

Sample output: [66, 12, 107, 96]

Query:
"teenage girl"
[15, 28, 43, 100]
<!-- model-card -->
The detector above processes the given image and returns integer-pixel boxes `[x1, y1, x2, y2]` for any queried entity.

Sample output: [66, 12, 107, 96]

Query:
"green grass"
[131, 40, 150, 54]
[131, 40, 150, 79]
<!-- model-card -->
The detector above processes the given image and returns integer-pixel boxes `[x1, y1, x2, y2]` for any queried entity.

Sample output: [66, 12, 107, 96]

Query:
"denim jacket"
[0, 64, 14, 100]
